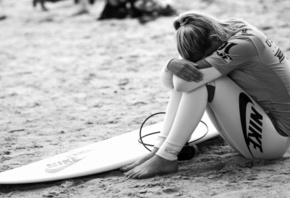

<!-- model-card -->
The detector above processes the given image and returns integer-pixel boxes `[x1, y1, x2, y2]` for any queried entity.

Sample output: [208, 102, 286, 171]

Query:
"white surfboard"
[0, 112, 219, 184]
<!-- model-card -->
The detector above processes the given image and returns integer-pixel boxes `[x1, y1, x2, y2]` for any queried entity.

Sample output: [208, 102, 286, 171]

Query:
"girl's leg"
[125, 86, 208, 179]
[156, 86, 208, 160]
[121, 90, 183, 171]
[206, 105, 240, 152]
[155, 90, 183, 148]
[208, 77, 290, 159]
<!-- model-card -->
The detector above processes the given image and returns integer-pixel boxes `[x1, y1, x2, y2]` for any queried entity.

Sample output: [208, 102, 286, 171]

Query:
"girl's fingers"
[180, 68, 203, 82]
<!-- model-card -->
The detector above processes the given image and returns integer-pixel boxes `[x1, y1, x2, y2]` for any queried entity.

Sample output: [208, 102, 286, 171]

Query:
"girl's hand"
[167, 58, 203, 82]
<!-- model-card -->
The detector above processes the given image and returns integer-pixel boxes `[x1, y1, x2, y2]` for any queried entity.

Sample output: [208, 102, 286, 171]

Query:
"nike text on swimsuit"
[239, 93, 264, 158]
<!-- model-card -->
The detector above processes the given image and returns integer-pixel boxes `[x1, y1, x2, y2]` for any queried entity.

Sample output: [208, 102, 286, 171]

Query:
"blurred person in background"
[73, 0, 95, 15]
[98, 0, 176, 23]
[0, 0, 6, 20]
[33, 0, 95, 16]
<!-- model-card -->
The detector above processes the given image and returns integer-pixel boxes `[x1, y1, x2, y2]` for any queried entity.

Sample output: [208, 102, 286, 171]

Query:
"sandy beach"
[1, 0, 290, 197]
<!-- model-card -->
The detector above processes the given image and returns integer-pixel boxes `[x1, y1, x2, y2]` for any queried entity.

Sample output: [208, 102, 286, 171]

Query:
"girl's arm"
[160, 58, 204, 90]
[173, 66, 222, 92]
[160, 58, 222, 92]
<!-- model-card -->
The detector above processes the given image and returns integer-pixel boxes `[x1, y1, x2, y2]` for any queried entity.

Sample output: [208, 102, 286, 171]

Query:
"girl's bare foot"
[124, 155, 178, 179]
[120, 148, 158, 172]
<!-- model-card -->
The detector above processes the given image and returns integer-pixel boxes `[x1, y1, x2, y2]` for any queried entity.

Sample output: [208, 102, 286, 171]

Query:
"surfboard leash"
[138, 112, 206, 161]
[138, 112, 165, 152]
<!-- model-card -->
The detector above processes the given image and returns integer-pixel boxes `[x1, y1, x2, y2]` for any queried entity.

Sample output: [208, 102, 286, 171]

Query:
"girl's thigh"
[207, 77, 290, 159]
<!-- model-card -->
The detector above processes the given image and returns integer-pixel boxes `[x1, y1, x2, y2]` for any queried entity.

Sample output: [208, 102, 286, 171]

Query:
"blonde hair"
[174, 11, 249, 62]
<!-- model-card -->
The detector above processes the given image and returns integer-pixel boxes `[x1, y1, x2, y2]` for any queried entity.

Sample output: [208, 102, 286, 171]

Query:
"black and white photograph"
[1, 0, 290, 197]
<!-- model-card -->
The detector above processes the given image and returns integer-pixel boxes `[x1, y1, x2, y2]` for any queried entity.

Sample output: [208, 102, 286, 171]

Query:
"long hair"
[174, 11, 249, 62]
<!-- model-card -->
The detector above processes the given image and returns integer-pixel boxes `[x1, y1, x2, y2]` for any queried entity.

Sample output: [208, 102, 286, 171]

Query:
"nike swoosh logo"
[239, 93, 254, 158]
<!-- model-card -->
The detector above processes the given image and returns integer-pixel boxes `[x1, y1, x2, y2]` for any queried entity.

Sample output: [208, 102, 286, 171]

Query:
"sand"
[1, 0, 290, 197]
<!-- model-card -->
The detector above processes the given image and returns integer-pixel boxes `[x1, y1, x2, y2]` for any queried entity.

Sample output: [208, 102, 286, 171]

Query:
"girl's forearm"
[173, 67, 222, 92]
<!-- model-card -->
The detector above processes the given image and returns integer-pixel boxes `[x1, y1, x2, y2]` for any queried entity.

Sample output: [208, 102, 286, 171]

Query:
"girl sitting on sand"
[122, 10, 290, 179]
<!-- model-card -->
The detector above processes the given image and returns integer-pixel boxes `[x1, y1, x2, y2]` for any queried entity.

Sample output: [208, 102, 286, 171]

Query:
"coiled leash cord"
[138, 112, 165, 152]
[138, 112, 202, 161]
